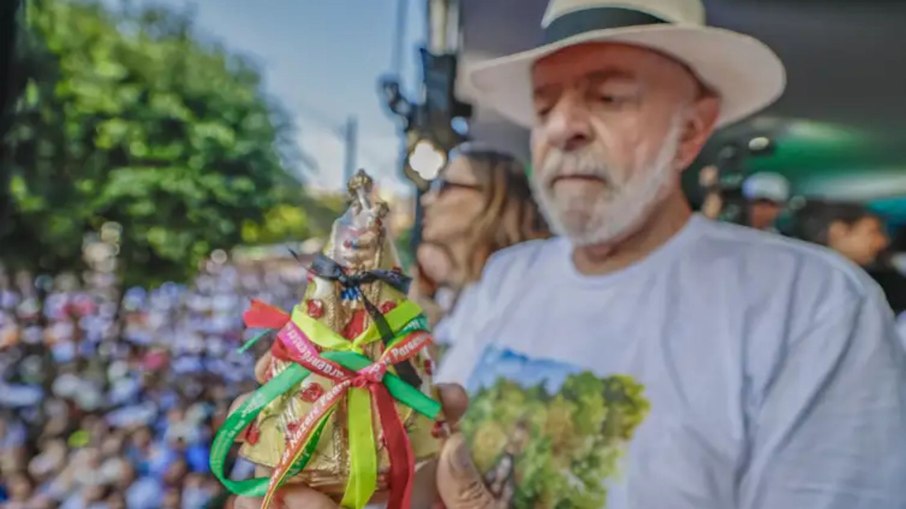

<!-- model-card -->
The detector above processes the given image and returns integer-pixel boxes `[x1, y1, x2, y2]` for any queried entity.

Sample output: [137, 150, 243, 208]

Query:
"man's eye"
[598, 94, 622, 105]
[535, 106, 552, 119]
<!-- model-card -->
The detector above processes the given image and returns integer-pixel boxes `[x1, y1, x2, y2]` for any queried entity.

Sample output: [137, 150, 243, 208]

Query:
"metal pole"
[410, 187, 425, 255]
[413, 0, 460, 255]
[427, 0, 459, 54]
[427, 0, 447, 54]
[342, 116, 358, 184]
[391, 0, 408, 76]
[445, 0, 461, 53]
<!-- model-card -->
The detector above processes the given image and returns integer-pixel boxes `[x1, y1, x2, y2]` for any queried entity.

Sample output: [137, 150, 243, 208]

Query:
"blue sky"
[108, 0, 427, 196]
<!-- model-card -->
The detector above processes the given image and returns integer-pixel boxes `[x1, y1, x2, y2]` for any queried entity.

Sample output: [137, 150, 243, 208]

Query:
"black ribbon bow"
[307, 253, 422, 388]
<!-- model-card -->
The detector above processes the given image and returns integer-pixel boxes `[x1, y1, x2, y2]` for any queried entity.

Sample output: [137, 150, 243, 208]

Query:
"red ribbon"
[267, 318, 430, 509]
[373, 383, 415, 509]
[243, 300, 291, 330]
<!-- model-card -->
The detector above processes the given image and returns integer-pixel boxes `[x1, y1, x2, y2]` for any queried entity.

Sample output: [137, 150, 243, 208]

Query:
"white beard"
[532, 116, 684, 247]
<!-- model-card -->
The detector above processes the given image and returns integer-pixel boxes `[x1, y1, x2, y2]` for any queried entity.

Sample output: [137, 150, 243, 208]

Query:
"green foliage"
[295, 191, 348, 238]
[394, 224, 414, 270]
[461, 373, 650, 509]
[240, 204, 311, 246]
[1, 0, 320, 286]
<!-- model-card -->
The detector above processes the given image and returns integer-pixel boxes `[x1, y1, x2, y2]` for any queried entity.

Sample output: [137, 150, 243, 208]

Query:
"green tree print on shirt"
[462, 372, 650, 509]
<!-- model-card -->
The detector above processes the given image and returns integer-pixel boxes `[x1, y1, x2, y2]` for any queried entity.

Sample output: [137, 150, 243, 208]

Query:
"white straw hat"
[468, 0, 786, 128]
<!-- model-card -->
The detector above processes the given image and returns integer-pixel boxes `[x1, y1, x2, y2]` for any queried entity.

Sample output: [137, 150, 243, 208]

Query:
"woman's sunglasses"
[428, 178, 481, 196]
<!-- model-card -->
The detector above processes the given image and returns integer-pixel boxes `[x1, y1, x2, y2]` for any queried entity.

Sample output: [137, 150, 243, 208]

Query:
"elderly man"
[236, 0, 906, 507]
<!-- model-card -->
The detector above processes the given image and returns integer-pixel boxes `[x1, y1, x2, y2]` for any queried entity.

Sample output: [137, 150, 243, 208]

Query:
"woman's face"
[416, 243, 454, 286]
[421, 156, 485, 243]
[829, 216, 889, 267]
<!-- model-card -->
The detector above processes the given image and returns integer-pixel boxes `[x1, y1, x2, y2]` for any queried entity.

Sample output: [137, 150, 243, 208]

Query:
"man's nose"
[544, 93, 593, 152]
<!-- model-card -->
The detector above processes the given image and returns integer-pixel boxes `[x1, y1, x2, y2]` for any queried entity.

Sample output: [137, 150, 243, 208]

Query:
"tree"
[1, 0, 310, 286]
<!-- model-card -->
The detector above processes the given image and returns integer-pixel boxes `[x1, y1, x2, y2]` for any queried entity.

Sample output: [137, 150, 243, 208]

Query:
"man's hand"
[232, 485, 337, 509]
[231, 383, 498, 508]
[434, 432, 499, 509]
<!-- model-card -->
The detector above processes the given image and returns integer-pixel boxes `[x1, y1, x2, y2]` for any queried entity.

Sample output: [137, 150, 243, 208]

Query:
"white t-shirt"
[436, 215, 906, 509]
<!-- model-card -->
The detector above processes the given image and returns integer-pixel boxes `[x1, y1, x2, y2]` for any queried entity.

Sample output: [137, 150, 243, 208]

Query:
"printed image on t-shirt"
[462, 346, 650, 509]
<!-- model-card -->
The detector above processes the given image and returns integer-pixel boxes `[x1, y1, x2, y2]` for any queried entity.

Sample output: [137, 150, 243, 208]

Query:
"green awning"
[689, 119, 906, 223]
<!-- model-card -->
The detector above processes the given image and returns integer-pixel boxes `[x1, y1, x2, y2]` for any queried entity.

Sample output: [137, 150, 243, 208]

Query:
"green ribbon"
[238, 328, 274, 354]
[210, 319, 440, 499]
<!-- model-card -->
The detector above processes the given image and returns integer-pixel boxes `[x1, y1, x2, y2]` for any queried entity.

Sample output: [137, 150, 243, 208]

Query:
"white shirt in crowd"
[437, 214, 906, 509]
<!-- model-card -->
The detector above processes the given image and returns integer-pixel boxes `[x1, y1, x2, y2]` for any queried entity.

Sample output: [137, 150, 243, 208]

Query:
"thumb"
[436, 433, 496, 509]
[233, 485, 338, 509]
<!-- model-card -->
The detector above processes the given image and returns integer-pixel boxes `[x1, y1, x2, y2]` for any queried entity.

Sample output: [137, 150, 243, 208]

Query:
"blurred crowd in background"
[715, 171, 906, 317]
[0, 252, 307, 509]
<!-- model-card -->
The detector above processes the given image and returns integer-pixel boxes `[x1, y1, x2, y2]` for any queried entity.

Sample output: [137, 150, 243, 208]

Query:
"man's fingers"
[409, 459, 440, 508]
[227, 392, 253, 443]
[255, 351, 272, 384]
[232, 494, 265, 509]
[233, 484, 338, 509]
[437, 383, 468, 426]
[234, 467, 338, 509]
[437, 433, 495, 509]
[279, 484, 339, 509]
[228, 392, 252, 416]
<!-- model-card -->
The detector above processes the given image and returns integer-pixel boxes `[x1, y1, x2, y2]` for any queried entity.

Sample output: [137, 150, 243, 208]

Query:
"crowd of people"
[0, 256, 307, 509]
[734, 172, 906, 315]
[696, 168, 906, 318]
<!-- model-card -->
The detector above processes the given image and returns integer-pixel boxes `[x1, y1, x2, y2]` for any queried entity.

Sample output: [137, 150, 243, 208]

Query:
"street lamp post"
[379, 0, 471, 254]
[380, 55, 470, 252]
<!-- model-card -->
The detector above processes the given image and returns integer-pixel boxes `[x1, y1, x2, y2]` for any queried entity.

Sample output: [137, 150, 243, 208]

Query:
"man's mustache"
[541, 149, 618, 190]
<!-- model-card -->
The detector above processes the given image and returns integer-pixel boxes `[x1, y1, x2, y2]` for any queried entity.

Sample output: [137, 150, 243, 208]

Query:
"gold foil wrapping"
[238, 170, 442, 496]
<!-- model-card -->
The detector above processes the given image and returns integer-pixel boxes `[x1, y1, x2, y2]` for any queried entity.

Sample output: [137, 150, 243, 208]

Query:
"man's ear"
[676, 95, 720, 170]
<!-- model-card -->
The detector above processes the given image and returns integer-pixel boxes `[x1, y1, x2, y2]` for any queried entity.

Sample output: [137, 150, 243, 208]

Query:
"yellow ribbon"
[341, 388, 376, 509]
[289, 300, 422, 353]
[290, 300, 424, 509]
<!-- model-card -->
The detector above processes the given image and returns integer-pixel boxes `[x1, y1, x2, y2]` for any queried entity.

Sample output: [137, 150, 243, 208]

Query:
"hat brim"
[468, 24, 786, 128]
